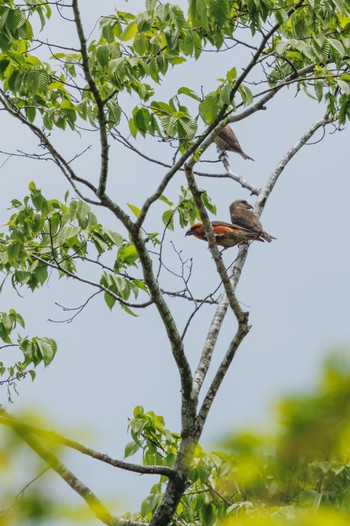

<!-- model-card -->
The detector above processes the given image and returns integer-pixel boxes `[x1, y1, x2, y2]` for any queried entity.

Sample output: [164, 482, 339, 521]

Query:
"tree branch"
[0, 89, 101, 205]
[228, 0, 307, 104]
[217, 153, 260, 195]
[191, 245, 249, 398]
[196, 305, 252, 431]
[0, 414, 177, 479]
[192, 114, 333, 401]
[71, 0, 109, 197]
[184, 165, 249, 326]
[98, 194, 195, 427]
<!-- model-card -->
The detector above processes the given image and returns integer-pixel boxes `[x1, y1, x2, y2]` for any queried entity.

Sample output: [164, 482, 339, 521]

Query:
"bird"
[214, 125, 254, 161]
[229, 200, 276, 242]
[185, 220, 266, 248]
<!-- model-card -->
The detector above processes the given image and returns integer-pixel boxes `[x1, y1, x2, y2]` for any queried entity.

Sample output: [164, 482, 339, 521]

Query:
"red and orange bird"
[185, 220, 266, 248]
[229, 200, 276, 242]
[214, 125, 254, 161]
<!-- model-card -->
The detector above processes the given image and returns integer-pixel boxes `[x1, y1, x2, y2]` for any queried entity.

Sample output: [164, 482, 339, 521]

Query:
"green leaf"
[133, 279, 149, 294]
[129, 117, 137, 138]
[328, 38, 345, 58]
[124, 440, 140, 458]
[158, 195, 174, 206]
[96, 44, 110, 67]
[177, 86, 201, 101]
[210, 0, 230, 28]
[133, 32, 148, 55]
[35, 337, 57, 365]
[107, 100, 121, 126]
[337, 79, 350, 94]
[238, 84, 253, 105]
[120, 245, 139, 265]
[25, 106, 36, 123]
[127, 203, 141, 217]
[220, 84, 231, 105]
[104, 292, 116, 310]
[314, 79, 324, 102]
[57, 225, 80, 244]
[121, 21, 137, 41]
[199, 93, 219, 124]
[13, 310, 25, 329]
[162, 209, 174, 230]
[7, 241, 22, 262]
[103, 229, 123, 247]
[34, 265, 48, 286]
[122, 304, 137, 316]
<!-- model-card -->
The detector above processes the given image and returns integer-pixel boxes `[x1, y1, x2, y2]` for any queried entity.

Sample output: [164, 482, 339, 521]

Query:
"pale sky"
[1, 0, 350, 519]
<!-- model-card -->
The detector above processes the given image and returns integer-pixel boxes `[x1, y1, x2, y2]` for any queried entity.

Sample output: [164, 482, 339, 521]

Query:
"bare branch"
[0, 413, 177, 479]
[196, 305, 252, 431]
[217, 152, 260, 195]
[49, 291, 102, 323]
[71, 0, 109, 197]
[257, 115, 333, 206]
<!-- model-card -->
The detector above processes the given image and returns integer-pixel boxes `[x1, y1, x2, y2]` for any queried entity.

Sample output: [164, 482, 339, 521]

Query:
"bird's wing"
[218, 127, 239, 147]
[212, 221, 247, 231]
[230, 214, 263, 233]
[212, 221, 261, 238]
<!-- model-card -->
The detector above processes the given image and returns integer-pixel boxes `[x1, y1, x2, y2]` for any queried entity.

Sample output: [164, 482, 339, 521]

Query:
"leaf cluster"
[2, 0, 350, 144]
[0, 308, 56, 395]
[161, 187, 216, 231]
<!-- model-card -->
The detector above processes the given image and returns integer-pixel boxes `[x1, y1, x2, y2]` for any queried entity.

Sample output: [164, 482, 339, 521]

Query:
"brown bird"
[186, 220, 266, 248]
[229, 200, 276, 242]
[214, 125, 254, 161]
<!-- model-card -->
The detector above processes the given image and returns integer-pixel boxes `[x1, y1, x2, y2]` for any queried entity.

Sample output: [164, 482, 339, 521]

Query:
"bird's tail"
[261, 231, 276, 242]
[242, 153, 255, 161]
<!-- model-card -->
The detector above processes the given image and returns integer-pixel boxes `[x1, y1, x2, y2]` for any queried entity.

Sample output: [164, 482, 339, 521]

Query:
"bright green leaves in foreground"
[0, 183, 148, 314]
[124, 352, 350, 525]
[2, 352, 350, 524]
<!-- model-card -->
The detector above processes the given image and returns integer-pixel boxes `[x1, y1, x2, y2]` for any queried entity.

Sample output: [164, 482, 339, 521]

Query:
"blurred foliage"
[121, 351, 350, 525]
[2, 347, 350, 524]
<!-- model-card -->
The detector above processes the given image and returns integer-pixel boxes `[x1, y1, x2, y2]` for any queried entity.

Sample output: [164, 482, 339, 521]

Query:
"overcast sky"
[1, 0, 350, 519]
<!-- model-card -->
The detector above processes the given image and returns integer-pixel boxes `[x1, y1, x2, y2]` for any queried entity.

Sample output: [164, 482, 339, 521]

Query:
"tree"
[0, 0, 349, 524]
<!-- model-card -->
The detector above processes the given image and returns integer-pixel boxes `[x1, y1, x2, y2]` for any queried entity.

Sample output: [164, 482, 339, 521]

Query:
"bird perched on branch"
[214, 125, 254, 161]
[186, 221, 267, 248]
[229, 200, 276, 242]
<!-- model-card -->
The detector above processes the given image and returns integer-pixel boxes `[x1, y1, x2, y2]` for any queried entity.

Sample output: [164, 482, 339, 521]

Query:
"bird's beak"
[185, 229, 193, 237]
[246, 203, 253, 209]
